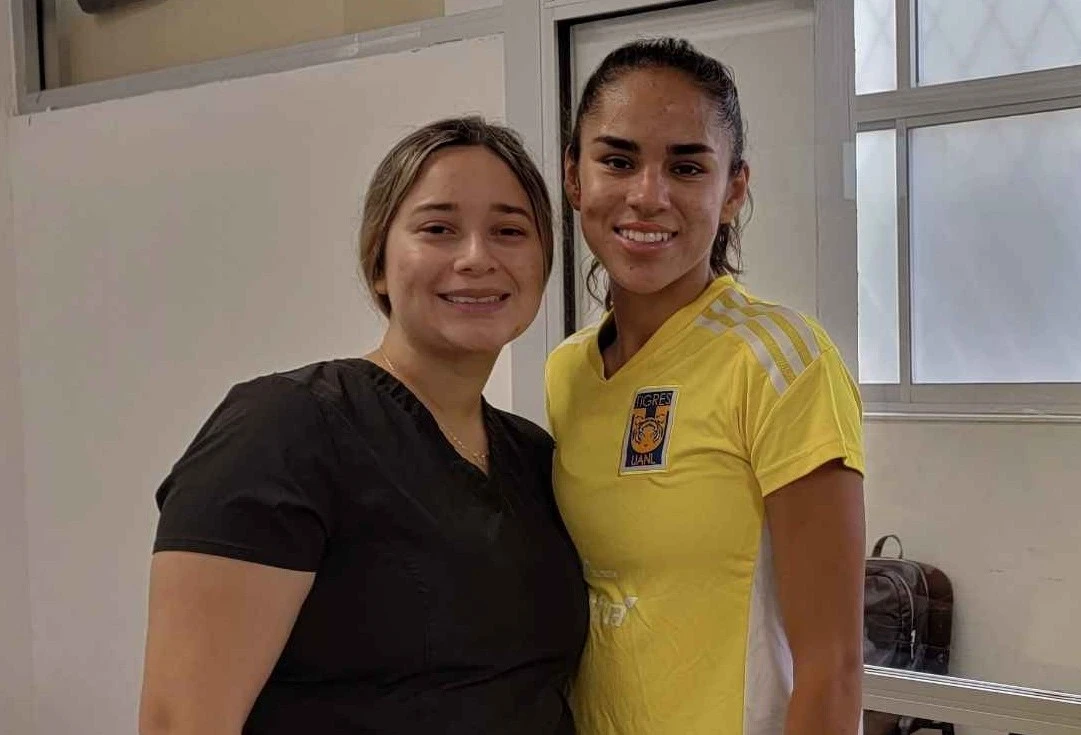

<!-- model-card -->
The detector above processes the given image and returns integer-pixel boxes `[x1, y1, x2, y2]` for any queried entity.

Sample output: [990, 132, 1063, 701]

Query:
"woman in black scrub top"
[139, 117, 588, 735]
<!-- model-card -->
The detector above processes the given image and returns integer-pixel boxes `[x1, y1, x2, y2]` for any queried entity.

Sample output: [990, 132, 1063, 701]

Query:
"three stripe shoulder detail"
[694, 290, 823, 394]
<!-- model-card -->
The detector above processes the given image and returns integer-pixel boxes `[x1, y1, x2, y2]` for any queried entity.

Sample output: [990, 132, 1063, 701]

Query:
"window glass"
[856, 129, 900, 384]
[855, 0, 897, 94]
[909, 107, 1081, 383]
[917, 0, 1081, 86]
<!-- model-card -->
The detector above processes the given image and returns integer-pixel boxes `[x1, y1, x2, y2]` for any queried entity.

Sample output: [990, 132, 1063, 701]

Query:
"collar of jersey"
[586, 274, 740, 383]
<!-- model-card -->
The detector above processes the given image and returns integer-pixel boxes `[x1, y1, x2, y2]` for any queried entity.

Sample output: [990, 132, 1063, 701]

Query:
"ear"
[563, 149, 582, 211]
[720, 160, 750, 224]
[374, 269, 388, 296]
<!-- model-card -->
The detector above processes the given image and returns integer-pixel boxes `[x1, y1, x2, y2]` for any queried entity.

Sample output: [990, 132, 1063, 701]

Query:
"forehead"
[584, 68, 728, 152]
[403, 145, 531, 208]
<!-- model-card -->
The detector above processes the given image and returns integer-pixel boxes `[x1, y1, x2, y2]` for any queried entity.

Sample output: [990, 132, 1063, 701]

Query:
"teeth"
[618, 229, 673, 244]
[445, 295, 503, 304]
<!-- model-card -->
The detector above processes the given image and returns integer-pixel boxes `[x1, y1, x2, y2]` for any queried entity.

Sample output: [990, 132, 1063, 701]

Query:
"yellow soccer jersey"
[545, 275, 864, 735]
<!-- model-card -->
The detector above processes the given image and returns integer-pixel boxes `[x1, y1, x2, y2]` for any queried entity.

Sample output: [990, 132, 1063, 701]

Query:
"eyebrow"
[411, 201, 533, 220]
[592, 135, 715, 156]
[493, 203, 533, 219]
[411, 202, 456, 215]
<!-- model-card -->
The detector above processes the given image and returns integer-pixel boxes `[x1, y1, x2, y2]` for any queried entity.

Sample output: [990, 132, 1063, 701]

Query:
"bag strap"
[872, 534, 904, 558]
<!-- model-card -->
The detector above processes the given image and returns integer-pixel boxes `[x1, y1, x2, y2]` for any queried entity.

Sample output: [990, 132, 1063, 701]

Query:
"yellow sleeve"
[746, 346, 865, 497]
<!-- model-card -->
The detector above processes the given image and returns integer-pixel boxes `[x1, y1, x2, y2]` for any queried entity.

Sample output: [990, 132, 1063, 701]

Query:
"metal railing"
[865, 666, 1081, 734]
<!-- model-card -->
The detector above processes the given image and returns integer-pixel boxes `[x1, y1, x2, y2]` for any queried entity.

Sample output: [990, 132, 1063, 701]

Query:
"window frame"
[11, 0, 507, 113]
[849, 0, 1081, 418]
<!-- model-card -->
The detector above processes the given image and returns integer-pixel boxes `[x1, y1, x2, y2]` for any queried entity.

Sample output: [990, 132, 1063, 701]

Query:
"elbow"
[791, 648, 864, 721]
[795, 646, 863, 691]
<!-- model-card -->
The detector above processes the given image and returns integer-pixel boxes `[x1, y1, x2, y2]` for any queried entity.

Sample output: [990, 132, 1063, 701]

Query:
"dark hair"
[359, 116, 554, 316]
[567, 38, 752, 308]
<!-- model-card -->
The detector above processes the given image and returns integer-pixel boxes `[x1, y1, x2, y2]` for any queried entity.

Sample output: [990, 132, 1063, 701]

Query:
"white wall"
[0, 0, 35, 731]
[9, 35, 508, 735]
[863, 420, 1081, 735]
[865, 419, 1081, 692]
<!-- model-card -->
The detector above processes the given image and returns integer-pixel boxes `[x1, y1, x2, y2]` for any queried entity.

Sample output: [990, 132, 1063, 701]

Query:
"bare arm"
[765, 460, 866, 735]
[138, 552, 315, 735]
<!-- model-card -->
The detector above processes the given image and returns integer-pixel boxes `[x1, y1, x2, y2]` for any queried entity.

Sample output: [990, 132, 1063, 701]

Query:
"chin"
[607, 268, 681, 298]
[440, 328, 516, 356]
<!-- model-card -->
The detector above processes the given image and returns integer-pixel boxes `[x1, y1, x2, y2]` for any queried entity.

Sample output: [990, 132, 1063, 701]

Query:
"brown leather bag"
[863, 535, 955, 735]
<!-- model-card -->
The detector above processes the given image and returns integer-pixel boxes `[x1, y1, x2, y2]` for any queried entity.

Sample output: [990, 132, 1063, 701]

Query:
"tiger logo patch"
[620, 387, 678, 474]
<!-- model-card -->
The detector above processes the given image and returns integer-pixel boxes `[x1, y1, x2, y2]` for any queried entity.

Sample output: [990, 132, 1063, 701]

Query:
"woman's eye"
[421, 224, 453, 235]
[498, 227, 528, 238]
[673, 163, 705, 176]
[602, 156, 633, 171]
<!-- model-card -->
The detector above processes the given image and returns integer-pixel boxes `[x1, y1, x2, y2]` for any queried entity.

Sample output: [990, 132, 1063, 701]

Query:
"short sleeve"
[153, 376, 338, 572]
[746, 346, 865, 497]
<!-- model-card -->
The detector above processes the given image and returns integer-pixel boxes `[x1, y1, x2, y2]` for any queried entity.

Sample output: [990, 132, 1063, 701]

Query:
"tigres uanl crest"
[620, 387, 678, 474]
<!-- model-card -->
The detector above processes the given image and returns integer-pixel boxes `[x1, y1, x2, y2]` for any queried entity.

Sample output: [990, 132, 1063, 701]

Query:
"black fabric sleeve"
[153, 375, 339, 572]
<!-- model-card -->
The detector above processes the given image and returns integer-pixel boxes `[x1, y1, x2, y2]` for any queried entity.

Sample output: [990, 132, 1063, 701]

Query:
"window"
[853, 0, 1081, 412]
[916, 0, 1081, 86]
[36, 0, 502, 89]
[854, 0, 896, 94]
[855, 128, 899, 384]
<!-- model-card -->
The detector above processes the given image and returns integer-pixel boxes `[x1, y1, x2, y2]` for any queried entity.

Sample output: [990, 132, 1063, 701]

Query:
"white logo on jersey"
[590, 591, 639, 627]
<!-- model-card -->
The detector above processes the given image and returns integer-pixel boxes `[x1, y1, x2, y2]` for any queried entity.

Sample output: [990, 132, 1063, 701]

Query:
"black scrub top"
[153, 359, 588, 734]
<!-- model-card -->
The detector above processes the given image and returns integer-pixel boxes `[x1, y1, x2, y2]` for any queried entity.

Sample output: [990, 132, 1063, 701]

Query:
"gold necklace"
[378, 348, 489, 463]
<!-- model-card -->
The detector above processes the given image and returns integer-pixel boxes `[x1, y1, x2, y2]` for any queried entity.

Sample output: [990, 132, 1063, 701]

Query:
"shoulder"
[545, 323, 599, 386]
[155, 364, 351, 569]
[267, 358, 379, 406]
[547, 324, 598, 365]
[552, 322, 601, 350]
[206, 358, 386, 446]
[217, 371, 323, 426]
[182, 366, 342, 463]
[237, 357, 404, 423]
[696, 285, 841, 397]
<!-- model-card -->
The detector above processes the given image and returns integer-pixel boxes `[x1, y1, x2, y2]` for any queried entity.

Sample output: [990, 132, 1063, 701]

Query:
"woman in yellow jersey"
[545, 38, 866, 734]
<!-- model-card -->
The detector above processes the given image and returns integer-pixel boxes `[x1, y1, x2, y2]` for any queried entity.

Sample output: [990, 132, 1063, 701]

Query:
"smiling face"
[375, 145, 547, 357]
[566, 67, 748, 307]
